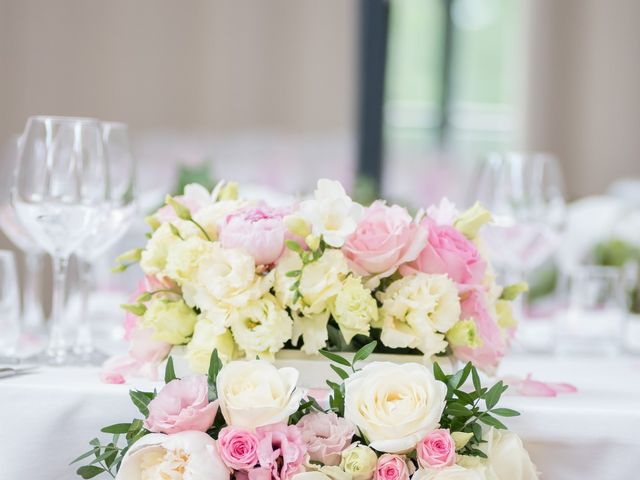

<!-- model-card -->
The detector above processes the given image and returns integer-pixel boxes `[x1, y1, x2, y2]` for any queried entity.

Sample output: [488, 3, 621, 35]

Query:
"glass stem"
[47, 255, 69, 363]
[22, 252, 45, 332]
[73, 259, 94, 355]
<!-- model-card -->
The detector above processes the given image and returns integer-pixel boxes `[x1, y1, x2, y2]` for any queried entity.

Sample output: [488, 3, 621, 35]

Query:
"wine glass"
[0, 136, 46, 340]
[472, 152, 566, 350]
[11, 116, 109, 365]
[73, 122, 137, 364]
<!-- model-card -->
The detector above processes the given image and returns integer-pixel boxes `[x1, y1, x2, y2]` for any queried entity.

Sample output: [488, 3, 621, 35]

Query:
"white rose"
[184, 242, 271, 311]
[339, 443, 378, 480]
[229, 293, 293, 359]
[377, 273, 461, 357]
[186, 318, 238, 374]
[412, 466, 486, 480]
[331, 275, 377, 343]
[216, 359, 304, 429]
[481, 428, 539, 480]
[140, 221, 200, 276]
[115, 431, 228, 480]
[298, 179, 363, 247]
[344, 362, 446, 453]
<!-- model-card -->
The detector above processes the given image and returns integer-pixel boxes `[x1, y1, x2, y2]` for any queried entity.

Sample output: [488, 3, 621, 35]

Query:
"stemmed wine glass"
[0, 137, 46, 338]
[11, 116, 110, 365]
[72, 122, 137, 365]
[472, 152, 566, 350]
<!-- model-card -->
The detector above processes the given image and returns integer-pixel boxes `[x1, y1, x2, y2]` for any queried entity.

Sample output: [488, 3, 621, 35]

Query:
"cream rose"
[377, 273, 461, 357]
[343, 362, 446, 453]
[480, 428, 539, 480]
[216, 359, 304, 429]
[229, 293, 293, 359]
[115, 431, 229, 480]
[340, 443, 378, 480]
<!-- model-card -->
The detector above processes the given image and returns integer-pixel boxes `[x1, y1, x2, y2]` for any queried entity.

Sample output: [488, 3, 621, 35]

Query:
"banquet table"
[1, 355, 640, 480]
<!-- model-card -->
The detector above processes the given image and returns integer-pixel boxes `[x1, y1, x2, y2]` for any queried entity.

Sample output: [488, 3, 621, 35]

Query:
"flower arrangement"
[75, 347, 539, 480]
[107, 179, 526, 382]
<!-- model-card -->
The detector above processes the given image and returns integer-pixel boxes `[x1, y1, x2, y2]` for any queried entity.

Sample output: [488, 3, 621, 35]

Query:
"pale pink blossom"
[297, 411, 355, 465]
[218, 426, 260, 470]
[417, 429, 456, 469]
[144, 375, 219, 434]
[248, 423, 307, 480]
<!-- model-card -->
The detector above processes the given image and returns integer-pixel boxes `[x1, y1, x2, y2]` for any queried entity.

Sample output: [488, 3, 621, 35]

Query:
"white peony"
[229, 293, 293, 359]
[377, 273, 461, 357]
[115, 431, 229, 480]
[412, 466, 486, 480]
[343, 362, 447, 453]
[216, 359, 304, 429]
[140, 221, 200, 276]
[298, 179, 363, 247]
[480, 428, 539, 480]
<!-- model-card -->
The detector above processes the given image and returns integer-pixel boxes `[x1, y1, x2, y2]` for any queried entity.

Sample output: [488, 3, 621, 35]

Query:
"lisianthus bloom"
[248, 423, 307, 480]
[141, 298, 197, 345]
[343, 201, 427, 285]
[219, 205, 292, 265]
[185, 316, 237, 374]
[400, 218, 486, 288]
[144, 375, 219, 434]
[218, 426, 260, 470]
[331, 275, 377, 343]
[417, 429, 456, 469]
[297, 411, 356, 466]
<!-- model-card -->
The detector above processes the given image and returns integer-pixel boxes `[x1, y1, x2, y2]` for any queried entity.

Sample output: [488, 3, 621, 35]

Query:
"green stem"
[190, 219, 212, 241]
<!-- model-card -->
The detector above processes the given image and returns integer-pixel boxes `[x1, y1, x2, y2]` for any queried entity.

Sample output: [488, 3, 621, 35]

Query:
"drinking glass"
[556, 265, 626, 356]
[472, 152, 566, 351]
[73, 122, 137, 364]
[0, 250, 20, 363]
[12, 116, 109, 365]
[0, 137, 46, 336]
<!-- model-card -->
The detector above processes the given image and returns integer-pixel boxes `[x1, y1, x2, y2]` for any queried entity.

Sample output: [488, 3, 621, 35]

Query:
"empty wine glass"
[472, 152, 566, 351]
[73, 122, 137, 364]
[11, 116, 109, 365]
[0, 250, 20, 363]
[0, 136, 46, 337]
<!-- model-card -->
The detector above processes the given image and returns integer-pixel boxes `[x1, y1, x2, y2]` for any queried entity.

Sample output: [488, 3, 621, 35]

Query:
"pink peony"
[218, 426, 260, 470]
[400, 218, 485, 288]
[452, 290, 507, 372]
[144, 375, 219, 434]
[297, 411, 355, 466]
[374, 454, 411, 480]
[417, 429, 456, 469]
[219, 206, 292, 265]
[248, 423, 307, 480]
[343, 201, 427, 280]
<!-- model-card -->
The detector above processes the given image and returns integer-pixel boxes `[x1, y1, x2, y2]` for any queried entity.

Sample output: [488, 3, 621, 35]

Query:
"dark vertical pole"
[437, 0, 455, 147]
[356, 0, 390, 195]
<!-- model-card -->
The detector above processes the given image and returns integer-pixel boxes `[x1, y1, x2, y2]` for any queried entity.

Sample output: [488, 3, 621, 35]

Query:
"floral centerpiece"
[106, 179, 526, 383]
[76, 347, 538, 480]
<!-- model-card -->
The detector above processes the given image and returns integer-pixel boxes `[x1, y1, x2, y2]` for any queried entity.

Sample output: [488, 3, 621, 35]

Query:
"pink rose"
[400, 219, 486, 288]
[144, 375, 219, 434]
[248, 423, 306, 480]
[417, 429, 456, 469]
[374, 454, 411, 480]
[343, 201, 427, 280]
[297, 411, 355, 466]
[452, 290, 507, 372]
[218, 426, 260, 470]
[219, 206, 293, 265]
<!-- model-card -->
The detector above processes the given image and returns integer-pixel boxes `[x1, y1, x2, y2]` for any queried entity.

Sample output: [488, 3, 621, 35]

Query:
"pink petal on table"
[501, 374, 578, 397]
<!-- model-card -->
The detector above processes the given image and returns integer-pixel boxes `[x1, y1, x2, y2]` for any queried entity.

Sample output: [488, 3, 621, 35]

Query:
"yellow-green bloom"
[332, 276, 377, 343]
[218, 181, 239, 200]
[340, 443, 377, 480]
[142, 299, 197, 345]
[500, 282, 529, 301]
[186, 320, 237, 373]
[451, 431, 474, 450]
[454, 202, 492, 240]
[446, 319, 482, 348]
[496, 299, 517, 330]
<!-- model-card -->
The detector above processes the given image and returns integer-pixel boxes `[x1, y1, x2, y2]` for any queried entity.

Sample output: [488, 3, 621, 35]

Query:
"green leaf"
[120, 303, 147, 316]
[433, 362, 448, 383]
[70, 449, 97, 465]
[136, 291, 153, 303]
[491, 408, 520, 417]
[319, 350, 352, 367]
[448, 362, 471, 390]
[286, 270, 302, 277]
[353, 341, 377, 364]
[471, 365, 482, 393]
[129, 390, 153, 416]
[330, 364, 350, 380]
[454, 390, 475, 404]
[76, 465, 105, 479]
[285, 240, 304, 254]
[445, 403, 474, 417]
[100, 423, 132, 434]
[479, 413, 508, 430]
[465, 447, 488, 459]
[164, 357, 177, 383]
[472, 422, 483, 441]
[207, 349, 223, 401]
[484, 381, 504, 410]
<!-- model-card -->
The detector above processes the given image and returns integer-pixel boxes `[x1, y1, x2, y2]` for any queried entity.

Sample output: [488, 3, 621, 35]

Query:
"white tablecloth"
[1, 355, 640, 480]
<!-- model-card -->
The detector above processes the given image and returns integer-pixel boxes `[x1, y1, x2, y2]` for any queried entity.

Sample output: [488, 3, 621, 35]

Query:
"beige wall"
[523, 0, 640, 198]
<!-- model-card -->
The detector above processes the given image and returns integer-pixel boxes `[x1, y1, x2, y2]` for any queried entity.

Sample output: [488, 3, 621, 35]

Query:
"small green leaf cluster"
[285, 238, 326, 305]
[434, 362, 519, 458]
